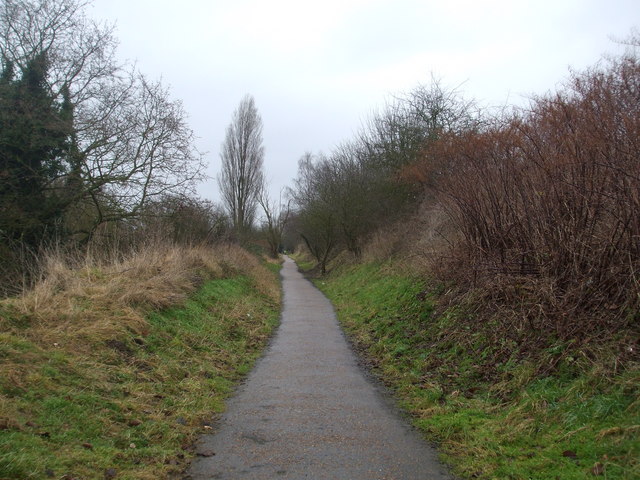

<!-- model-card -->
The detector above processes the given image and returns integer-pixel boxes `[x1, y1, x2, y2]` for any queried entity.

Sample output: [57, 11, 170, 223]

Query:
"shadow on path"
[187, 256, 452, 479]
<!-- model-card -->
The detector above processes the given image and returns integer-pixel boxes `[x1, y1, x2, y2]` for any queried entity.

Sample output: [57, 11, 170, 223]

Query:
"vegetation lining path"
[0, 245, 280, 479]
[187, 256, 452, 479]
[315, 260, 639, 479]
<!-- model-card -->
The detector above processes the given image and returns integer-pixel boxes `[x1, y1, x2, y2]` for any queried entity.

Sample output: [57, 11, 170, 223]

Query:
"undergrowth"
[315, 260, 639, 480]
[0, 244, 281, 479]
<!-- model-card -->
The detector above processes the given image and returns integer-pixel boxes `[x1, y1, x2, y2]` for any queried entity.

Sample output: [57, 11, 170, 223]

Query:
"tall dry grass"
[0, 242, 279, 354]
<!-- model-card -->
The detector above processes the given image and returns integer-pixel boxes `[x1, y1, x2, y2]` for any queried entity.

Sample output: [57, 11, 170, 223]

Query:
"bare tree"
[359, 78, 481, 177]
[217, 95, 265, 241]
[289, 152, 339, 274]
[286, 80, 481, 269]
[258, 186, 290, 258]
[71, 74, 205, 238]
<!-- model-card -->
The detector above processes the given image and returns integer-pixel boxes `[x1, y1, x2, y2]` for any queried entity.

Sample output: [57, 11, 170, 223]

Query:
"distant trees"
[288, 81, 479, 271]
[258, 187, 290, 258]
[217, 95, 265, 242]
[289, 152, 339, 273]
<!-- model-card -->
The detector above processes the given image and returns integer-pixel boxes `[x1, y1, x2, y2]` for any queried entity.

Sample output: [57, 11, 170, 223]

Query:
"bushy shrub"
[436, 55, 639, 337]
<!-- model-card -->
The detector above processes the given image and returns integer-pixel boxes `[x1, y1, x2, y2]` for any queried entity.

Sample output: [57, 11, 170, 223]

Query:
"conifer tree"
[0, 53, 72, 246]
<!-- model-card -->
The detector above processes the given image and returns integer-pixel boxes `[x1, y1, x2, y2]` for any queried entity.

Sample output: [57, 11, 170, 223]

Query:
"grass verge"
[315, 260, 639, 480]
[0, 245, 281, 479]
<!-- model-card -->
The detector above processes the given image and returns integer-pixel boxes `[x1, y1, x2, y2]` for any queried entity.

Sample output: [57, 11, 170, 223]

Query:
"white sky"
[88, 0, 637, 203]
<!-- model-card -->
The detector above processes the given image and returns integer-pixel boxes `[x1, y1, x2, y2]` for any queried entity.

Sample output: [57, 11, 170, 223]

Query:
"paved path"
[187, 256, 452, 480]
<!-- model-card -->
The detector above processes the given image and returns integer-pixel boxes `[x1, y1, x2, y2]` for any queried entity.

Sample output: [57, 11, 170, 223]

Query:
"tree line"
[286, 80, 481, 273]
[287, 36, 639, 339]
[3, 0, 638, 339]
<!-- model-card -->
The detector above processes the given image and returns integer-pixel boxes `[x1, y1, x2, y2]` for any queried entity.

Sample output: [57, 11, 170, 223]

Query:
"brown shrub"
[432, 55, 640, 339]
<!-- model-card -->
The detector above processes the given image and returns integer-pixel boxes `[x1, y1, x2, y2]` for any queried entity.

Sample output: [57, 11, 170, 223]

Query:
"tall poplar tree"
[217, 95, 265, 242]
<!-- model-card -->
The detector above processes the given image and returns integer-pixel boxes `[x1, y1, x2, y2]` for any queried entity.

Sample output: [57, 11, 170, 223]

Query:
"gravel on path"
[187, 256, 453, 480]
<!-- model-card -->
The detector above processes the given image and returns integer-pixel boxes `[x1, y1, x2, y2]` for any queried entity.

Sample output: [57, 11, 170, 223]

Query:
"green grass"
[289, 252, 315, 273]
[0, 274, 280, 480]
[263, 258, 284, 276]
[316, 261, 640, 480]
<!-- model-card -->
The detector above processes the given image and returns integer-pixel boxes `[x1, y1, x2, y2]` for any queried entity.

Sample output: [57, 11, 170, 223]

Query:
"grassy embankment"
[0, 245, 281, 479]
[302, 257, 638, 480]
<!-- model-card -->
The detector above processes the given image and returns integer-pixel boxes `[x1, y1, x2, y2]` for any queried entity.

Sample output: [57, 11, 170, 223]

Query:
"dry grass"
[0, 242, 280, 380]
[361, 221, 413, 264]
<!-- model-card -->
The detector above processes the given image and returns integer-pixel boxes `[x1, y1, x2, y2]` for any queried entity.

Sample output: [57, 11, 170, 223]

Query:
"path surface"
[187, 256, 452, 480]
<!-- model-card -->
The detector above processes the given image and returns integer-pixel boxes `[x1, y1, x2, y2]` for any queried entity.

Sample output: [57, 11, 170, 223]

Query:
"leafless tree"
[286, 80, 481, 270]
[289, 152, 339, 273]
[71, 74, 205, 238]
[359, 78, 481, 177]
[258, 186, 290, 258]
[217, 94, 265, 241]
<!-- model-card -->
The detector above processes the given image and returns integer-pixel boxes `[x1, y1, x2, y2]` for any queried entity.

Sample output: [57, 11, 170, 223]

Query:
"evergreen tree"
[0, 53, 73, 247]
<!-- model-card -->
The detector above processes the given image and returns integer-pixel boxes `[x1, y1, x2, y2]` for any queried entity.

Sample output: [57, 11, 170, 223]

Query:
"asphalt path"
[187, 256, 452, 479]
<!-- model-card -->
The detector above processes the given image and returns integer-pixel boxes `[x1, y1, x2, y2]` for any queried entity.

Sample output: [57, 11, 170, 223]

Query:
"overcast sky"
[88, 0, 637, 203]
